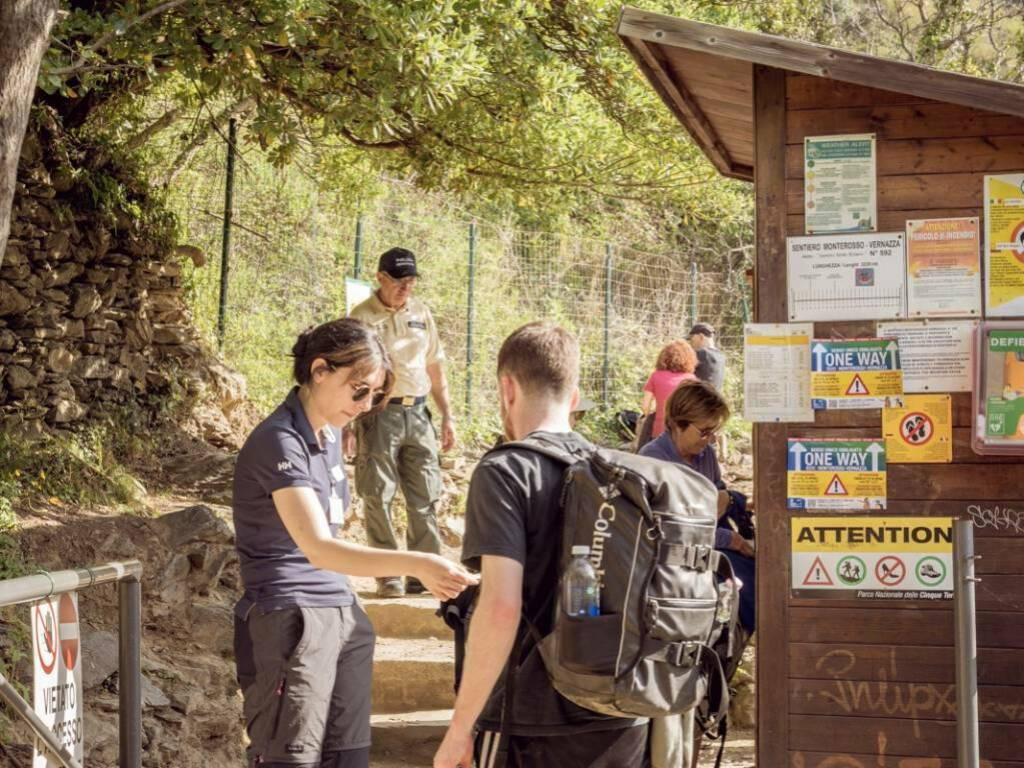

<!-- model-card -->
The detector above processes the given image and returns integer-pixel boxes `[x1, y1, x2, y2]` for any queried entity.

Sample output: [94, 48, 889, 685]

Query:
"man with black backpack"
[433, 322, 651, 768]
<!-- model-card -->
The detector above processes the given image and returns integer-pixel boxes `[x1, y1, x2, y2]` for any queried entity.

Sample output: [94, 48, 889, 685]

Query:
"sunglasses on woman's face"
[350, 383, 387, 407]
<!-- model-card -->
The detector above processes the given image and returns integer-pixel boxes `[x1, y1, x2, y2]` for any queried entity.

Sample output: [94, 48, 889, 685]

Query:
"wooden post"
[753, 63, 789, 768]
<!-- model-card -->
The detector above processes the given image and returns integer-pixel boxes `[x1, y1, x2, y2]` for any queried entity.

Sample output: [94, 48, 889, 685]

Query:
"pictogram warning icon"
[802, 556, 834, 586]
[58, 593, 79, 671]
[845, 374, 870, 395]
[916, 556, 946, 587]
[875, 555, 906, 586]
[824, 474, 849, 496]
[900, 412, 934, 446]
[34, 599, 57, 675]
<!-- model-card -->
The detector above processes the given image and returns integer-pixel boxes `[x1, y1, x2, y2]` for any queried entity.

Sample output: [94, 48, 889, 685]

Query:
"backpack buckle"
[693, 545, 714, 570]
[672, 641, 701, 667]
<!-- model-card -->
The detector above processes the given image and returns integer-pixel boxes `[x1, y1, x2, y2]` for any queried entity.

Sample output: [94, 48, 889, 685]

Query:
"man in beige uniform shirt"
[347, 248, 456, 597]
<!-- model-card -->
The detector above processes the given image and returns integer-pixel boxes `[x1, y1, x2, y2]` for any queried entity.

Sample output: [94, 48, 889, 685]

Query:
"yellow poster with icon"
[883, 394, 952, 463]
[984, 174, 1024, 317]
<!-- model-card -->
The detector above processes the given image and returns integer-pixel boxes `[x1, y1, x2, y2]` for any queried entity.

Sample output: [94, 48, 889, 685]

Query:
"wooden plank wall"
[755, 66, 1024, 768]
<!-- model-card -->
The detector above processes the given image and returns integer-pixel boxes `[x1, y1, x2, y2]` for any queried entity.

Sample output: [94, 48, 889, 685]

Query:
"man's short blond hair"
[497, 322, 579, 399]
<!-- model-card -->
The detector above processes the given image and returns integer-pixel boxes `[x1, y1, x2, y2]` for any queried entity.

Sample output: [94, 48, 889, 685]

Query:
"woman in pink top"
[640, 340, 698, 444]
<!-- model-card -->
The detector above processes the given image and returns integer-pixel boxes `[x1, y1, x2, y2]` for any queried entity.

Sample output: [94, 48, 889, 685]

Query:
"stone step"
[371, 709, 450, 767]
[372, 637, 455, 714]
[362, 594, 451, 639]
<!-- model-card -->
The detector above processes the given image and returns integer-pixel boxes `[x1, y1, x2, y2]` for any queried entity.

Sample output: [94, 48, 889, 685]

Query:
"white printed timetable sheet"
[744, 323, 815, 422]
[787, 232, 906, 322]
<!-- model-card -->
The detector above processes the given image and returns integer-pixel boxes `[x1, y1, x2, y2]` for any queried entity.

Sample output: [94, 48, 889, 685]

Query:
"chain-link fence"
[168, 147, 751, 440]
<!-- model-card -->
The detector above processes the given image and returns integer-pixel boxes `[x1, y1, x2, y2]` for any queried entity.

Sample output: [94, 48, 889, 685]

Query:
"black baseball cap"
[378, 247, 420, 279]
[689, 322, 715, 337]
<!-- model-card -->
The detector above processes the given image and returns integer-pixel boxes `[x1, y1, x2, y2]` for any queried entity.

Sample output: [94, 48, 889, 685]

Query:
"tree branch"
[48, 0, 188, 76]
[123, 105, 183, 151]
[162, 97, 255, 186]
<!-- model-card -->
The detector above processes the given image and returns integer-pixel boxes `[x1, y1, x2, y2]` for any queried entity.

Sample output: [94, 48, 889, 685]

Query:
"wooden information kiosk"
[619, 8, 1024, 767]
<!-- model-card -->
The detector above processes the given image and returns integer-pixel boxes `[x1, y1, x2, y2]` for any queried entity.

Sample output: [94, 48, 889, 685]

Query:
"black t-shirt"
[695, 346, 727, 391]
[462, 431, 641, 736]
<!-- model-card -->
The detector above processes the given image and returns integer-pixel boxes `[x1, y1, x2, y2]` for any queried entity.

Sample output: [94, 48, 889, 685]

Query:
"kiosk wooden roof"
[619, 8, 1024, 768]
[618, 7, 1024, 181]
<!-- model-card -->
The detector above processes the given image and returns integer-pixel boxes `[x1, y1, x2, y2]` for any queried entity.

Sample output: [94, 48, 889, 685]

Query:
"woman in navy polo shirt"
[232, 318, 475, 768]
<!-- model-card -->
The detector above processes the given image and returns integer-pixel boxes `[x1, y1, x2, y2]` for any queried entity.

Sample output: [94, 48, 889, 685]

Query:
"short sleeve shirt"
[350, 292, 444, 398]
[232, 387, 354, 616]
[695, 347, 726, 391]
[462, 431, 642, 736]
[643, 370, 697, 438]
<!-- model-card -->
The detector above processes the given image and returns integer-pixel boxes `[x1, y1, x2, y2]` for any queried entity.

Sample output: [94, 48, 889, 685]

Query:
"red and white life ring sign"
[58, 593, 79, 671]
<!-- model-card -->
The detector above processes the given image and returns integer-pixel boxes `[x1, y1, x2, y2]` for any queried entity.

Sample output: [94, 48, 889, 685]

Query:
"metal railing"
[953, 520, 980, 768]
[0, 560, 143, 768]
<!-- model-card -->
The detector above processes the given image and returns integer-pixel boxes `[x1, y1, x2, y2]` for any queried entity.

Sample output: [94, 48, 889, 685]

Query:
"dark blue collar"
[283, 387, 323, 452]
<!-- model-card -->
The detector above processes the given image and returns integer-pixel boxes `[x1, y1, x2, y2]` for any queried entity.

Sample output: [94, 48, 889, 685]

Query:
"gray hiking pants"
[353, 402, 442, 555]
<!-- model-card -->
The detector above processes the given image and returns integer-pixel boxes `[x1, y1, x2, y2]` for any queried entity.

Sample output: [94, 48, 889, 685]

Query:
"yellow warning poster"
[787, 439, 886, 510]
[984, 174, 1024, 317]
[811, 338, 904, 410]
[791, 516, 953, 599]
[883, 394, 953, 463]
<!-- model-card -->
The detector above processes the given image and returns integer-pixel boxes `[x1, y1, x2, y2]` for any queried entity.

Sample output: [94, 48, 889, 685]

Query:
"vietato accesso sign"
[32, 592, 84, 768]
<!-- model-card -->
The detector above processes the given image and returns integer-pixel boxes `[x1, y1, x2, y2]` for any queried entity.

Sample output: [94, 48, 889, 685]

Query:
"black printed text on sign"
[32, 593, 83, 768]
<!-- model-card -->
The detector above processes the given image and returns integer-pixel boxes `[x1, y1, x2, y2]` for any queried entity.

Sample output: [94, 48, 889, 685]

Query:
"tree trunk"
[0, 0, 57, 268]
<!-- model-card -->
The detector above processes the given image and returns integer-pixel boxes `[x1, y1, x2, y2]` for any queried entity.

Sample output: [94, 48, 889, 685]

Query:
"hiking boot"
[405, 577, 427, 595]
[376, 577, 405, 598]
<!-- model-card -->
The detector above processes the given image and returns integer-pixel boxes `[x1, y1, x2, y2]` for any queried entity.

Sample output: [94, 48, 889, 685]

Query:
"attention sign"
[791, 516, 953, 599]
[787, 439, 886, 510]
[811, 338, 904, 410]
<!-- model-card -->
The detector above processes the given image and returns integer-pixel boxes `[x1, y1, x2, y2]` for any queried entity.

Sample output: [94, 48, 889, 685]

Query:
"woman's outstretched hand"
[414, 554, 480, 600]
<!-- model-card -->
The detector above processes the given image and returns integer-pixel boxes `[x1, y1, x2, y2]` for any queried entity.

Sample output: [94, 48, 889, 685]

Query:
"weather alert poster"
[810, 338, 904, 410]
[787, 438, 886, 510]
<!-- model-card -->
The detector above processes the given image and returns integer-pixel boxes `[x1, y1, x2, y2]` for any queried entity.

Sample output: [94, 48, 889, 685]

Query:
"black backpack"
[470, 435, 737, 721]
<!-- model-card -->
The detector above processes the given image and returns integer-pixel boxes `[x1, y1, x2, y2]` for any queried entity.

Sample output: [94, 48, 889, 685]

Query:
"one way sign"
[787, 438, 887, 510]
[810, 338, 904, 410]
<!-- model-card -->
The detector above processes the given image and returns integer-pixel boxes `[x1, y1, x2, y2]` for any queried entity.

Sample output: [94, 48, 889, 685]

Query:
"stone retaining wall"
[0, 108, 248, 445]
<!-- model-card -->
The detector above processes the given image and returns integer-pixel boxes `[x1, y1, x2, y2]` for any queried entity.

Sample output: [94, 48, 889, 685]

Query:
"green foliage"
[42, 0, 750, 229]
[0, 412, 153, 512]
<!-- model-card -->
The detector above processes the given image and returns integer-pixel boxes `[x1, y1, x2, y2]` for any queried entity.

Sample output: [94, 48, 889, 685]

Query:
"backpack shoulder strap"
[492, 434, 594, 466]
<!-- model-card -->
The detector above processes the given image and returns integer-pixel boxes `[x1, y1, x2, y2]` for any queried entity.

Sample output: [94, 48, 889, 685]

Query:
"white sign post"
[344, 278, 373, 317]
[32, 593, 83, 768]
